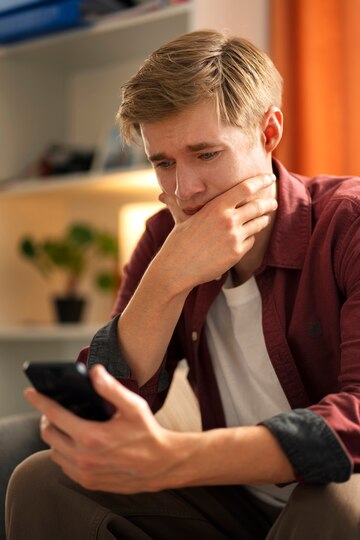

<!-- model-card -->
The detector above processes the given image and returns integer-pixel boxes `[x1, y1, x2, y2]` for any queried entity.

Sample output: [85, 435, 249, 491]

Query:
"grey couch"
[0, 413, 47, 540]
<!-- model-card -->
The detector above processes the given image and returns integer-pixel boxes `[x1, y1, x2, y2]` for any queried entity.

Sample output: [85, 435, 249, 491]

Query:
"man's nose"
[174, 166, 205, 200]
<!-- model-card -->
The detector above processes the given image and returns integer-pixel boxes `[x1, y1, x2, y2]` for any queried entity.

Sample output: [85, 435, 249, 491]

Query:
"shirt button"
[191, 330, 198, 342]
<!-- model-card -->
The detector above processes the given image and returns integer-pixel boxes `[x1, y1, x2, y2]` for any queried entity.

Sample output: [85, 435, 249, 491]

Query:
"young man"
[6, 30, 360, 539]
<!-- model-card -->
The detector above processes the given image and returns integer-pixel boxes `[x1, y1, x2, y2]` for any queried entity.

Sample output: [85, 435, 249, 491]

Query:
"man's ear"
[261, 107, 283, 154]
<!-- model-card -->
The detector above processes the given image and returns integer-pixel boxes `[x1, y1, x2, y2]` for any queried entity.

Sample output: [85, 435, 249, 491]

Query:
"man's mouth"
[182, 206, 204, 216]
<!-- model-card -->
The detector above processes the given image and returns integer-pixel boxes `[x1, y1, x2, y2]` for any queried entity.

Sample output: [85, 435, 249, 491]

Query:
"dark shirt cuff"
[88, 314, 131, 379]
[261, 409, 353, 483]
[87, 315, 170, 396]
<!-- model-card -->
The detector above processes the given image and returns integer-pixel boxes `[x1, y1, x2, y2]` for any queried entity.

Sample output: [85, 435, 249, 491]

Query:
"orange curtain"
[271, 0, 360, 176]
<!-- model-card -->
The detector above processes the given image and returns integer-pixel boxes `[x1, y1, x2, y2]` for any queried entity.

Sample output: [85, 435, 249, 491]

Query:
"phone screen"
[23, 362, 114, 421]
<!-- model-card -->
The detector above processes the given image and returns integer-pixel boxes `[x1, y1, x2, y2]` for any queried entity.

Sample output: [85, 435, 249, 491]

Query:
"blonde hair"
[118, 29, 283, 144]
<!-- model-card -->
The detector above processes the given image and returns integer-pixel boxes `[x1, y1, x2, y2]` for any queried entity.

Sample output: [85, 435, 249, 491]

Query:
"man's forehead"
[140, 102, 220, 137]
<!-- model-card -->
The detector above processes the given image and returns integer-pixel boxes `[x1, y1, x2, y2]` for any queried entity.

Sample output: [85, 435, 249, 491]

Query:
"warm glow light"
[118, 202, 163, 266]
[97, 168, 159, 194]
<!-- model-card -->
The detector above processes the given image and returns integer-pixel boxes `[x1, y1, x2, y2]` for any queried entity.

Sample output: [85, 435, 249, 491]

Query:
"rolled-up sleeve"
[261, 409, 352, 483]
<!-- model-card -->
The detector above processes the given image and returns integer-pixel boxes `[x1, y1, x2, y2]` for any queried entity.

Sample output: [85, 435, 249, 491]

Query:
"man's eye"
[156, 161, 174, 169]
[199, 152, 218, 161]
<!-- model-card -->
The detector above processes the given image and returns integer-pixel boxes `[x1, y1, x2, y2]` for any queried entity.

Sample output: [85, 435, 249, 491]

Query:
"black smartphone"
[23, 362, 114, 421]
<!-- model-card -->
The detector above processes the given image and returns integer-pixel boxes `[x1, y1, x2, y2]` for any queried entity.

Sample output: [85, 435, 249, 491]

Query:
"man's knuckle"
[78, 431, 103, 449]
[240, 181, 254, 197]
[222, 211, 236, 230]
[74, 452, 94, 471]
[253, 200, 263, 214]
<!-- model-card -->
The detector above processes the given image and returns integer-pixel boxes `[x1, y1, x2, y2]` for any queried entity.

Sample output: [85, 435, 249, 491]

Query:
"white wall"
[193, 0, 269, 51]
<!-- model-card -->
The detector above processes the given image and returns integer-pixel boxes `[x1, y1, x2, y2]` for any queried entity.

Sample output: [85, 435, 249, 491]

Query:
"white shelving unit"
[0, 3, 194, 328]
[0, 2, 195, 417]
[0, 0, 269, 416]
[0, 323, 101, 341]
[0, 3, 193, 67]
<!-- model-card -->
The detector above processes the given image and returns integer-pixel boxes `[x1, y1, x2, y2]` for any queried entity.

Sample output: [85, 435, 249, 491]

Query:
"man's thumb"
[89, 364, 142, 415]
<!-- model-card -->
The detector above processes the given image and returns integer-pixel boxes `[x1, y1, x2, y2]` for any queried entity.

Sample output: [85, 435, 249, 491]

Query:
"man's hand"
[24, 365, 188, 494]
[24, 364, 294, 493]
[157, 172, 277, 294]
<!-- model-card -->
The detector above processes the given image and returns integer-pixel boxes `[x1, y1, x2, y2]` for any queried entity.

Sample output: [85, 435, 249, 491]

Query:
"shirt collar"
[261, 158, 312, 270]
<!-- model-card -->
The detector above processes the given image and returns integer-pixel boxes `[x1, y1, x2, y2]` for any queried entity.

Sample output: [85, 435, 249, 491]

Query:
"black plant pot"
[53, 296, 86, 323]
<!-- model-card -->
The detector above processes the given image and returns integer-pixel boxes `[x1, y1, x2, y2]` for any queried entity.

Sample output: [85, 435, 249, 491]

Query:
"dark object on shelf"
[53, 295, 86, 323]
[39, 143, 95, 176]
[82, 0, 136, 18]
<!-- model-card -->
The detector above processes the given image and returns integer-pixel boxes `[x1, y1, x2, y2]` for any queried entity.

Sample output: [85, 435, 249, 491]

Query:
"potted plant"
[19, 222, 119, 323]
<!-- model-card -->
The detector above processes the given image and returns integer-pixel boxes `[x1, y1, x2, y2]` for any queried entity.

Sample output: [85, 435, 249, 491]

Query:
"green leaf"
[95, 272, 118, 291]
[95, 231, 118, 257]
[43, 240, 84, 276]
[68, 223, 94, 246]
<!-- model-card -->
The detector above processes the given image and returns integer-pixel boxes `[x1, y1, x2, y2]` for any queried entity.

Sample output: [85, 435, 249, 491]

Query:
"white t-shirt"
[205, 273, 295, 507]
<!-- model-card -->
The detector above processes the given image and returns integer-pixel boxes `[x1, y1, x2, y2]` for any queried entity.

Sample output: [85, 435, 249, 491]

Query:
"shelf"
[0, 323, 101, 342]
[0, 1, 195, 330]
[0, 167, 160, 198]
[0, 2, 193, 70]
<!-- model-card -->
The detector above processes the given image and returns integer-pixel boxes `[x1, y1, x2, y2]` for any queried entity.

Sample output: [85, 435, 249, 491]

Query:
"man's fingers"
[242, 214, 273, 238]
[24, 387, 89, 439]
[239, 197, 278, 223]
[40, 414, 75, 454]
[238, 172, 276, 201]
[216, 172, 276, 209]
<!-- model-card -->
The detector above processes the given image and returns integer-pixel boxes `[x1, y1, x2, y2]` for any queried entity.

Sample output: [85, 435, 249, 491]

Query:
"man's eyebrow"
[148, 143, 219, 162]
[148, 152, 169, 163]
[186, 142, 219, 152]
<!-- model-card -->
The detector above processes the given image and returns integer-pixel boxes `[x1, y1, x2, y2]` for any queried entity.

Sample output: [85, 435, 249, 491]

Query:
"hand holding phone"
[23, 362, 114, 421]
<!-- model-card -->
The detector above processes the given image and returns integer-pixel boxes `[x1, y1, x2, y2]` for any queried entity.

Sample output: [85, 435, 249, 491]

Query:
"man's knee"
[292, 474, 360, 521]
[267, 475, 360, 539]
[6, 451, 60, 535]
[7, 450, 58, 503]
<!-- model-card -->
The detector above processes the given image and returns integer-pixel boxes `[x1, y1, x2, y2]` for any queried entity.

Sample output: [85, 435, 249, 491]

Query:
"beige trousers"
[5, 450, 360, 540]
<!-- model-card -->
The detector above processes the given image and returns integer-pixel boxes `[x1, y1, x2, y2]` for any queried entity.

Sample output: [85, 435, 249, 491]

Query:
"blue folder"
[0, 1, 88, 44]
[0, 1, 46, 14]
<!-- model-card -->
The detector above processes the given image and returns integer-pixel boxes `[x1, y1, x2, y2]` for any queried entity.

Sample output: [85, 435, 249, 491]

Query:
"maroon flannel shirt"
[80, 159, 360, 483]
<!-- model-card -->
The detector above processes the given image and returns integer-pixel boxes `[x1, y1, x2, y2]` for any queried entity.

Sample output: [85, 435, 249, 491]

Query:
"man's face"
[141, 101, 271, 217]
